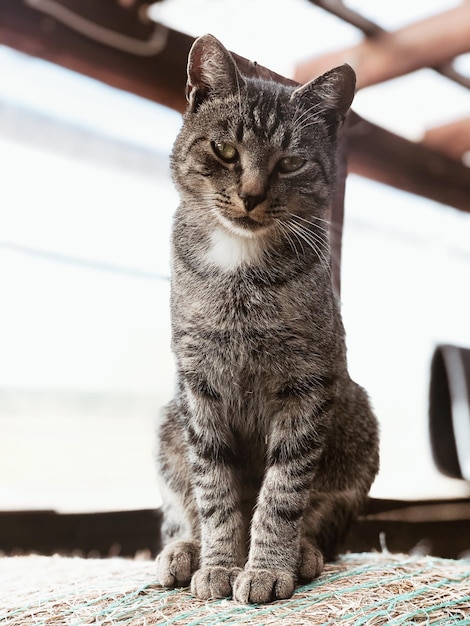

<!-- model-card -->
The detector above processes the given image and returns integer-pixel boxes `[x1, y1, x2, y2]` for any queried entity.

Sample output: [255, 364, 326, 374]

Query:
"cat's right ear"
[186, 34, 245, 111]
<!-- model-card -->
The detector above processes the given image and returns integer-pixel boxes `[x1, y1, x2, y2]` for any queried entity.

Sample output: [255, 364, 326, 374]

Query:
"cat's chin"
[216, 213, 270, 240]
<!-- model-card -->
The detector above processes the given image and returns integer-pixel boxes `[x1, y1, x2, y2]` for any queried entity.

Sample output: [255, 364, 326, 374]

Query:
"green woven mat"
[1, 552, 469, 625]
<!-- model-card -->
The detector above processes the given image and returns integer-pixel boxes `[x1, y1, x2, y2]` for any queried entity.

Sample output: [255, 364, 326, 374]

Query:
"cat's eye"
[278, 156, 305, 173]
[212, 141, 238, 163]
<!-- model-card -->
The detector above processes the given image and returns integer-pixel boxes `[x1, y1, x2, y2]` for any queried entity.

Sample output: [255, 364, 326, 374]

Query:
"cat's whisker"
[288, 221, 326, 269]
[275, 219, 303, 263]
[294, 216, 343, 242]
[289, 213, 330, 228]
[294, 218, 331, 253]
[287, 220, 331, 275]
[288, 213, 334, 247]
[289, 213, 330, 240]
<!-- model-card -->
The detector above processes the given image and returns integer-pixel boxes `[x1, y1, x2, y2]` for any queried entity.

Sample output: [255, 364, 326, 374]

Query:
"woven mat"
[1, 552, 469, 625]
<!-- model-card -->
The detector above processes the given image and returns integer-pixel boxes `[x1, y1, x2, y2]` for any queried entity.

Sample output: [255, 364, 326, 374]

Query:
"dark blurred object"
[0, 509, 162, 557]
[430, 345, 470, 480]
[2, 498, 470, 559]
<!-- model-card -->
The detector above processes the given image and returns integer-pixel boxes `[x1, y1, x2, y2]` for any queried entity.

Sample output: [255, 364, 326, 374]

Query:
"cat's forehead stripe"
[281, 129, 292, 151]
[226, 88, 292, 150]
[235, 119, 244, 143]
[248, 90, 284, 140]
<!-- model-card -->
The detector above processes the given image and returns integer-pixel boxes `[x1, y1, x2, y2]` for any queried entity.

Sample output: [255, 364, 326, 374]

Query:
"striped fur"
[156, 34, 379, 604]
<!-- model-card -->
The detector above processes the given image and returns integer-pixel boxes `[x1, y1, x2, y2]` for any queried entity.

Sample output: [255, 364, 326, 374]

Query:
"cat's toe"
[191, 566, 242, 599]
[156, 540, 200, 587]
[297, 541, 324, 582]
[233, 568, 295, 604]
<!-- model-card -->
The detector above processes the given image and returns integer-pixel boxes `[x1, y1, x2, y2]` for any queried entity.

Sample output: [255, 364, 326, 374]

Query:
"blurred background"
[1, 0, 469, 516]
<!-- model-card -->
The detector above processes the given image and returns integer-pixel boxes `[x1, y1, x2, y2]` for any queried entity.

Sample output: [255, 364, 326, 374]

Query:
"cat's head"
[171, 34, 355, 243]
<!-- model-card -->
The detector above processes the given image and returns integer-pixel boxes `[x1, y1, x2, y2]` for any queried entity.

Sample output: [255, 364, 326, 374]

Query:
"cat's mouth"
[229, 216, 266, 230]
[214, 211, 273, 239]
[220, 214, 273, 239]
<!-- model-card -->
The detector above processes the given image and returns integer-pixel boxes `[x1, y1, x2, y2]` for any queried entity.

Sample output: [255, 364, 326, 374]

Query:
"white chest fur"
[205, 224, 264, 271]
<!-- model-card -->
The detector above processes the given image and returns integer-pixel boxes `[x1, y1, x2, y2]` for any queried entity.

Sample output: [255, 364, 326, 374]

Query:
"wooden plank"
[347, 112, 470, 213]
[296, 2, 470, 89]
[307, 0, 384, 38]
[423, 118, 470, 162]
[0, 0, 191, 112]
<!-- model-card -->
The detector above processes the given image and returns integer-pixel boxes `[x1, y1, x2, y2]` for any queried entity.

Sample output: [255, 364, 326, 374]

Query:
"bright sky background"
[1, 0, 469, 510]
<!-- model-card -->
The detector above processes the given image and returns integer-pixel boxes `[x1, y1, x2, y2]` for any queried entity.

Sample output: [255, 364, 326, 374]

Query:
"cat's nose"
[239, 192, 266, 213]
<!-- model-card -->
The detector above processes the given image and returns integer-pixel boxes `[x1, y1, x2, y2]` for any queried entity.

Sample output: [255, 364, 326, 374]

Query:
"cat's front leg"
[189, 452, 244, 599]
[233, 413, 324, 604]
[184, 400, 245, 599]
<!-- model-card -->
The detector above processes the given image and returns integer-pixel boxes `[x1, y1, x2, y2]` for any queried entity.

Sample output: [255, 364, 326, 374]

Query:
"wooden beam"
[0, 0, 192, 112]
[347, 112, 470, 213]
[422, 118, 470, 163]
[306, 0, 470, 89]
[307, 0, 386, 38]
[295, 3, 470, 89]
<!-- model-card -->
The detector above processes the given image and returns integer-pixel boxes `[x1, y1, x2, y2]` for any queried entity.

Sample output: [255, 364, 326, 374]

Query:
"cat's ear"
[186, 34, 245, 111]
[290, 64, 356, 126]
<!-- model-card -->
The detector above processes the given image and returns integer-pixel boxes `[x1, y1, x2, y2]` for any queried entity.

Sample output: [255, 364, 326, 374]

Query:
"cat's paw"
[191, 566, 242, 599]
[297, 541, 324, 582]
[156, 540, 200, 587]
[233, 568, 295, 604]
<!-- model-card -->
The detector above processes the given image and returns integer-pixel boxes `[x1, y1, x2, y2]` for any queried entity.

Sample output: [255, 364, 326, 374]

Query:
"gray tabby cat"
[156, 34, 379, 604]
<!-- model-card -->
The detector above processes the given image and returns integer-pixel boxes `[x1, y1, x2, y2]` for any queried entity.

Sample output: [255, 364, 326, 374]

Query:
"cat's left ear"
[186, 34, 245, 111]
[290, 64, 356, 127]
